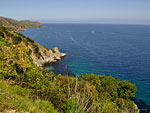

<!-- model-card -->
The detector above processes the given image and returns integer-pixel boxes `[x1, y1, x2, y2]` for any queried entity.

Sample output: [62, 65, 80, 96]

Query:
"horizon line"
[40, 22, 150, 26]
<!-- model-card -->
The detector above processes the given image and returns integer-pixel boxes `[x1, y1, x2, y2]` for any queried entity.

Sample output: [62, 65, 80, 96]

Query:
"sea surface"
[21, 23, 150, 105]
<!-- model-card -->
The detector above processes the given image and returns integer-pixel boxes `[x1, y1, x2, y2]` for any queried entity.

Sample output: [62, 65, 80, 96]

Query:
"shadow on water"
[131, 98, 150, 113]
[44, 62, 75, 77]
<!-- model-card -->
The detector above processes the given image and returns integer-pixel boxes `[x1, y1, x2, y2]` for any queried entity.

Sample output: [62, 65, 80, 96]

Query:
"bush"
[12, 36, 22, 44]
[33, 44, 39, 53]
[66, 97, 84, 113]
[26, 37, 34, 43]
[0, 81, 58, 113]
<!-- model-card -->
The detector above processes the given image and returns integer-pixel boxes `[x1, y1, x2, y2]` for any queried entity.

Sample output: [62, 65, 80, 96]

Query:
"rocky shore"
[31, 46, 67, 67]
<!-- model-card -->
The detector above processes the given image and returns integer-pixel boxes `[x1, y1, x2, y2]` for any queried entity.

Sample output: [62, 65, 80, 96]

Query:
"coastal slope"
[0, 27, 66, 67]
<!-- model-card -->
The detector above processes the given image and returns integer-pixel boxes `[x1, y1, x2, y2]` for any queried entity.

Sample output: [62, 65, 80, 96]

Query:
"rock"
[54, 56, 61, 60]
[30, 45, 67, 67]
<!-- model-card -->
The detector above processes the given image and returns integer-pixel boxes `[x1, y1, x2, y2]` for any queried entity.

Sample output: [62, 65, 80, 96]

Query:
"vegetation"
[0, 81, 58, 113]
[0, 27, 138, 113]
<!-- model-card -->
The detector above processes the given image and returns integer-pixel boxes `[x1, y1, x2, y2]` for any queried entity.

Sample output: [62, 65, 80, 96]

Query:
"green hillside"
[0, 16, 42, 31]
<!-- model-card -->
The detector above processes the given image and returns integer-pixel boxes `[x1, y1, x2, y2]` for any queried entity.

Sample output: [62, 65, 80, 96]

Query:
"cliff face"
[0, 27, 66, 67]
[30, 45, 66, 67]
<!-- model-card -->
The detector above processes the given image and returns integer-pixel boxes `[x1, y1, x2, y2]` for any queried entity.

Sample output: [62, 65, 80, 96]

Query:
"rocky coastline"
[31, 46, 67, 67]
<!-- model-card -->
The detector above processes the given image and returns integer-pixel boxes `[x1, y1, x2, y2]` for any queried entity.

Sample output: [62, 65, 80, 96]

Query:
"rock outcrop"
[31, 46, 66, 67]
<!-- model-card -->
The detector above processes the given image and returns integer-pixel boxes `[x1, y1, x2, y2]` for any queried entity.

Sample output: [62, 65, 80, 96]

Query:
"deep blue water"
[21, 24, 150, 105]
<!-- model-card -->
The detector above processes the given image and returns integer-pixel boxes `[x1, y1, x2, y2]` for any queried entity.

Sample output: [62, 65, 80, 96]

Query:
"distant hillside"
[0, 16, 43, 31]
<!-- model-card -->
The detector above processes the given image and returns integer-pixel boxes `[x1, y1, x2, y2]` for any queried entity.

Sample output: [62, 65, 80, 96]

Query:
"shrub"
[12, 36, 22, 44]
[66, 97, 84, 113]
[0, 81, 58, 113]
[33, 44, 39, 53]
[26, 37, 34, 43]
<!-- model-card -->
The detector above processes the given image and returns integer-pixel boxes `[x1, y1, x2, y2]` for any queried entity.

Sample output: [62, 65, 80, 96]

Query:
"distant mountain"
[0, 16, 43, 31]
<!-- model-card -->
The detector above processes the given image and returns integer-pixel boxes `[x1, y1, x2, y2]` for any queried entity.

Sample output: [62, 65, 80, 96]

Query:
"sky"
[0, 0, 150, 24]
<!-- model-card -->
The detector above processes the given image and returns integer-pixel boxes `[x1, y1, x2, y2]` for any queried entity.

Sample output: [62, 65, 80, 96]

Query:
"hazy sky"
[0, 0, 150, 24]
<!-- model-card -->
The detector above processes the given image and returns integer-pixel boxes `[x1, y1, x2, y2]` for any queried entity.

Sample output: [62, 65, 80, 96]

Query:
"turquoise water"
[21, 24, 150, 105]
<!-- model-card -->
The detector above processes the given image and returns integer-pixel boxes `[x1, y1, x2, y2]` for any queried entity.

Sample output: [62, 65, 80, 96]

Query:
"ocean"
[21, 23, 150, 105]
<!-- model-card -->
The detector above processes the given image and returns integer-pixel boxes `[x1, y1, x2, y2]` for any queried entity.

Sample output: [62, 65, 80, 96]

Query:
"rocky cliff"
[30, 44, 66, 67]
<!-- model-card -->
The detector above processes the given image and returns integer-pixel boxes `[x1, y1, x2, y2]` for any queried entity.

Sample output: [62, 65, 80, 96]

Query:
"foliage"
[66, 97, 85, 113]
[0, 80, 58, 113]
[12, 36, 22, 44]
